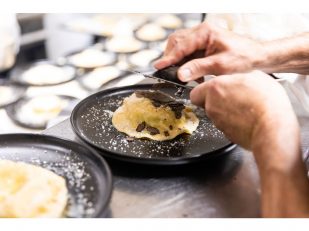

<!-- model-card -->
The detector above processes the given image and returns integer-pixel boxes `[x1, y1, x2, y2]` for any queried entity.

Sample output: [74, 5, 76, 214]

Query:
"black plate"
[0, 79, 27, 108]
[6, 95, 79, 130]
[0, 133, 113, 218]
[10, 60, 77, 87]
[71, 84, 236, 165]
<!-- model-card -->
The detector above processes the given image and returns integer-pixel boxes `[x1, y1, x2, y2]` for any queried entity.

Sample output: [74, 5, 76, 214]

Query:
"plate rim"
[0, 79, 28, 109]
[70, 84, 237, 165]
[0, 133, 113, 218]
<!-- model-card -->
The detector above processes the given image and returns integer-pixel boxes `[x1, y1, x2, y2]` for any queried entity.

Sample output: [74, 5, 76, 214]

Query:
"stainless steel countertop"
[43, 113, 309, 218]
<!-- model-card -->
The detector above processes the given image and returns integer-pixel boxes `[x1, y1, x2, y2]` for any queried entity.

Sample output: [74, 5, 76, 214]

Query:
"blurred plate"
[71, 84, 236, 165]
[77, 66, 127, 92]
[66, 48, 118, 71]
[6, 95, 79, 130]
[134, 23, 168, 43]
[105, 37, 146, 54]
[0, 79, 27, 108]
[127, 49, 162, 72]
[0, 133, 113, 218]
[10, 60, 77, 87]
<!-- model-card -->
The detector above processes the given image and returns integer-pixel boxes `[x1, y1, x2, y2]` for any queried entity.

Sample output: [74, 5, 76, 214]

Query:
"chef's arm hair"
[255, 33, 309, 75]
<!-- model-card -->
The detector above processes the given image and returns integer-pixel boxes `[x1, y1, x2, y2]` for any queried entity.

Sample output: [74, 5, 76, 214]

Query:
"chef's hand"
[190, 71, 309, 217]
[153, 22, 265, 82]
[190, 71, 296, 150]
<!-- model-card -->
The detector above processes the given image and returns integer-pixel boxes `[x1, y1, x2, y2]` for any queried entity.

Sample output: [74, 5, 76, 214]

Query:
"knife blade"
[128, 69, 194, 90]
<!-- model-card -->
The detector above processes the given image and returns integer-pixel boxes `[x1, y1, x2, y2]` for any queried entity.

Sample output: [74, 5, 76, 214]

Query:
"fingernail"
[179, 68, 192, 81]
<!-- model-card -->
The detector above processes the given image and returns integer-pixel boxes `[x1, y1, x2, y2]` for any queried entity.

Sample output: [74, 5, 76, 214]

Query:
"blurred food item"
[155, 14, 183, 30]
[92, 15, 119, 37]
[21, 64, 74, 85]
[128, 49, 161, 68]
[80, 66, 122, 90]
[184, 19, 201, 28]
[17, 95, 69, 126]
[112, 90, 199, 141]
[65, 17, 105, 36]
[0, 86, 13, 106]
[136, 23, 167, 42]
[105, 37, 143, 53]
[93, 14, 149, 37]
[0, 14, 20, 72]
[68, 48, 116, 69]
[158, 40, 168, 52]
[0, 160, 68, 218]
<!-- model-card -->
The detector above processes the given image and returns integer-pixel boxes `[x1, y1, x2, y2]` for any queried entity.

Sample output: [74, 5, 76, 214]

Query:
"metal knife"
[128, 67, 193, 90]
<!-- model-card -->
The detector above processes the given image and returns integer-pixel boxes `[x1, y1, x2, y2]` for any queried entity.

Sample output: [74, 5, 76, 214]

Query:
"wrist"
[251, 41, 270, 71]
[251, 109, 301, 172]
[253, 34, 309, 74]
[252, 40, 281, 73]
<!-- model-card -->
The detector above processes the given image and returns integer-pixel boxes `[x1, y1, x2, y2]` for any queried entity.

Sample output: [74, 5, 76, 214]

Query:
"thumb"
[178, 56, 223, 82]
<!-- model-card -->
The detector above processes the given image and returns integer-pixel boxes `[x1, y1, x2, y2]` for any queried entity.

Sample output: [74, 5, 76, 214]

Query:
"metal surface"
[43, 118, 259, 217]
[43, 116, 309, 218]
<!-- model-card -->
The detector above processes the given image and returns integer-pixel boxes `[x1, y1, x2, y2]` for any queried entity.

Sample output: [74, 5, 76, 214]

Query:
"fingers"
[153, 55, 179, 70]
[154, 24, 211, 70]
[190, 75, 231, 108]
[178, 55, 225, 81]
[190, 81, 209, 107]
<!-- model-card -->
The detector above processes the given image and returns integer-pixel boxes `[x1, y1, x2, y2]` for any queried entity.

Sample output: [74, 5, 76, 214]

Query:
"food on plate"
[135, 23, 167, 42]
[17, 95, 69, 126]
[112, 90, 199, 141]
[0, 86, 13, 105]
[81, 66, 122, 90]
[0, 160, 68, 218]
[21, 64, 73, 85]
[128, 49, 161, 68]
[68, 49, 115, 69]
[155, 14, 183, 29]
[92, 15, 120, 37]
[105, 37, 143, 53]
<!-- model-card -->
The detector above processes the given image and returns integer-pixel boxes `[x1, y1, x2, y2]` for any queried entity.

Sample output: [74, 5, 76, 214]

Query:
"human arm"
[153, 22, 309, 81]
[190, 71, 309, 217]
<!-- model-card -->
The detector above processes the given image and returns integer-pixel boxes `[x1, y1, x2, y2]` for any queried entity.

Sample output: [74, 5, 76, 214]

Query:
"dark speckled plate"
[71, 84, 236, 165]
[0, 134, 113, 217]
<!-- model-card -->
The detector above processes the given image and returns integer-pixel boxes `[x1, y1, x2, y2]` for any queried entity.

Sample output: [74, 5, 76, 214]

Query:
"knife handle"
[152, 65, 186, 85]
